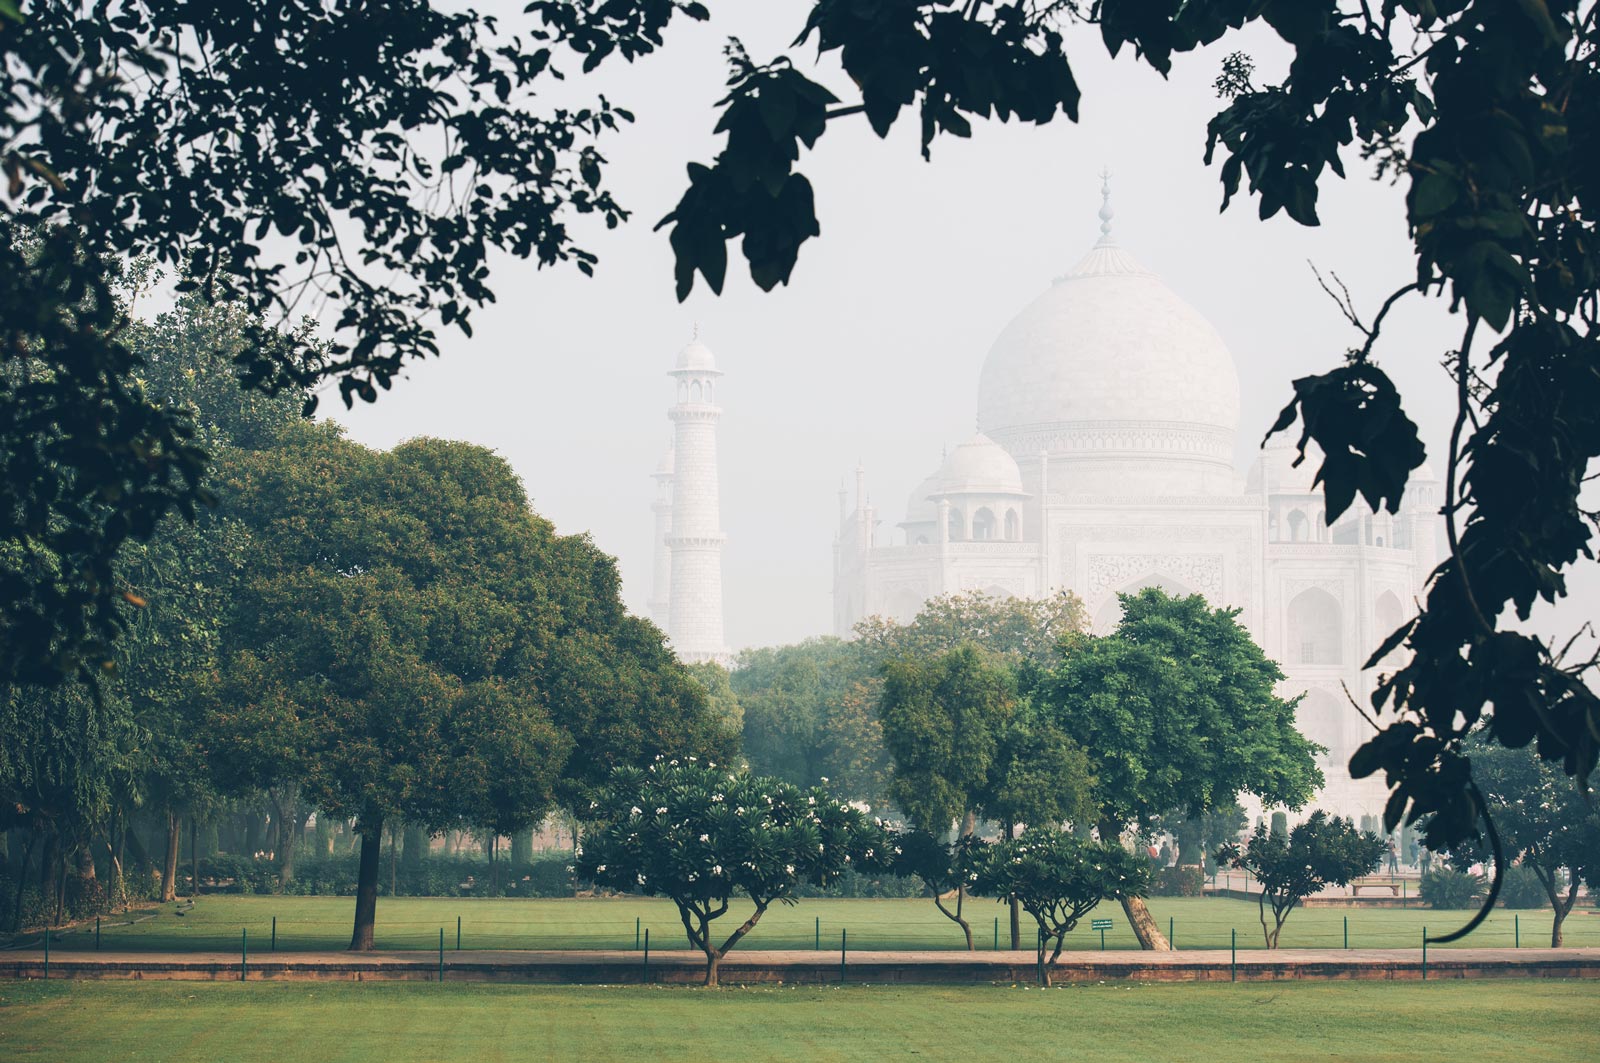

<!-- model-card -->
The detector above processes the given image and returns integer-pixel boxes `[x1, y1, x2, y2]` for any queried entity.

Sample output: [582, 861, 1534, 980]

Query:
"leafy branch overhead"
[1, 0, 707, 684]
[665, 0, 1600, 922]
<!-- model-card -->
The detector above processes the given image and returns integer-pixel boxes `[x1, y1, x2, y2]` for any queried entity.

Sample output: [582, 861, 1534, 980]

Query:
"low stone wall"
[3, 948, 1598, 986]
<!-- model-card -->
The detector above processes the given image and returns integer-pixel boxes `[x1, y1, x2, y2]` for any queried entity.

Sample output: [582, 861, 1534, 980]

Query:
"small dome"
[932, 433, 1027, 497]
[1411, 460, 1440, 484]
[1249, 438, 1322, 495]
[902, 468, 945, 525]
[674, 340, 719, 372]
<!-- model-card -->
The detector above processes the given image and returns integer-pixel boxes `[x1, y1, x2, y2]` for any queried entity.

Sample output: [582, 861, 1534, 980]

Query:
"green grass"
[1, 980, 1595, 1062]
[36, 894, 1600, 953]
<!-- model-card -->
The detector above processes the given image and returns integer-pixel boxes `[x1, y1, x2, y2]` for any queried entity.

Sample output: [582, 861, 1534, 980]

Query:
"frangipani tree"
[577, 759, 892, 985]
[892, 830, 988, 950]
[973, 829, 1149, 986]
[1216, 811, 1384, 949]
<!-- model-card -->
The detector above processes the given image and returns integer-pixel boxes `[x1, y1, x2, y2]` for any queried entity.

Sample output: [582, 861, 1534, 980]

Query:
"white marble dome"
[977, 238, 1242, 494]
[932, 433, 1027, 497]
[674, 340, 719, 372]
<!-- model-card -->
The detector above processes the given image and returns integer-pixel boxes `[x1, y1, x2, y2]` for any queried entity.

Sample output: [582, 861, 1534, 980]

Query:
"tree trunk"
[932, 886, 973, 950]
[190, 818, 199, 898]
[161, 815, 179, 902]
[279, 810, 306, 888]
[401, 824, 430, 871]
[511, 828, 533, 869]
[350, 818, 383, 951]
[11, 831, 38, 932]
[1100, 820, 1169, 950]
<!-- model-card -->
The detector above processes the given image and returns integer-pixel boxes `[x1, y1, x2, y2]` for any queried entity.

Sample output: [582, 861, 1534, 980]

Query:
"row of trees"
[728, 589, 1322, 951]
[577, 759, 1149, 985]
[0, 286, 736, 948]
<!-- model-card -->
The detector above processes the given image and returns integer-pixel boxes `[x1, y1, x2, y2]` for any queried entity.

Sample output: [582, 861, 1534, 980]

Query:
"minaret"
[665, 336, 729, 663]
[648, 440, 674, 629]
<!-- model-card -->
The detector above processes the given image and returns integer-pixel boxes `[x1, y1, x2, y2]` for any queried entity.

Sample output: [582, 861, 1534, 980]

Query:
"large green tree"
[1037, 588, 1321, 950]
[660, 1, 1600, 927]
[208, 426, 731, 949]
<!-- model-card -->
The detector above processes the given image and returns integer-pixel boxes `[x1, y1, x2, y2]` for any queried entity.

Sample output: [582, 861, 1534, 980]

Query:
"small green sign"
[1091, 919, 1113, 931]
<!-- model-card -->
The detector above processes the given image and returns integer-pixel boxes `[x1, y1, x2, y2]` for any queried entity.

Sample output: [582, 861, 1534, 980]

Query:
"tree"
[1037, 588, 1321, 949]
[892, 831, 986, 951]
[577, 760, 891, 985]
[733, 638, 889, 804]
[879, 644, 1095, 949]
[1217, 811, 1383, 949]
[973, 829, 1150, 986]
[1444, 736, 1600, 947]
[666, 2, 1600, 923]
[1, 0, 706, 684]
[208, 426, 727, 949]
[855, 590, 1086, 668]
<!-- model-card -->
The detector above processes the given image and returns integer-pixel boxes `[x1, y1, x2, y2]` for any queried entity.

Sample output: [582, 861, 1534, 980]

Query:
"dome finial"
[1096, 167, 1115, 247]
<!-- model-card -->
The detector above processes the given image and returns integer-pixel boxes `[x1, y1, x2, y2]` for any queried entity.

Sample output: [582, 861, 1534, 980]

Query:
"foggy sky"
[328, 5, 1582, 653]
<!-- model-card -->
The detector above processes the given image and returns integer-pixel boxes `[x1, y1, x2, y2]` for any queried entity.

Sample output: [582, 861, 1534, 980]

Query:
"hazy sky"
[325, 5, 1571, 652]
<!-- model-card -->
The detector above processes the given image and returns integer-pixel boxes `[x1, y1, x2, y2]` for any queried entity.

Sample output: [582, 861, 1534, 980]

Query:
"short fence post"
[1036, 928, 1045, 986]
[993, 917, 998, 951]
[1099, 926, 1106, 951]
[96, 916, 101, 951]
[840, 929, 847, 984]
[1169, 916, 1174, 950]
[815, 916, 820, 951]
[456, 916, 461, 951]
[438, 928, 444, 982]
[241, 927, 248, 982]
[1230, 928, 1236, 982]
[635, 916, 640, 951]
[271, 916, 277, 952]
[643, 929, 650, 983]
[1343, 916, 1348, 950]
[1514, 914, 1520, 949]
[1421, 927, 1427, 981]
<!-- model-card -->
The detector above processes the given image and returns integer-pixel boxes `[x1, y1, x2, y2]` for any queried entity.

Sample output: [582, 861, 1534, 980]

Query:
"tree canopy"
[1217, 811, 1383, 948]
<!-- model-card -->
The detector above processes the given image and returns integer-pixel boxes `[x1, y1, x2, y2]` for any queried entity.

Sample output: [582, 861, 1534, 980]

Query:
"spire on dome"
[1096, 167, 1115, 247]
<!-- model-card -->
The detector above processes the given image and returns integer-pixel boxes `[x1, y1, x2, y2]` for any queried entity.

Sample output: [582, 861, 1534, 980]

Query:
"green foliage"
[973, 828, 1149, 983]
[1150, 866, 1206, 898]
[575, 759, 892, 983]
[1, 0, 706, 683]
[1038, 588, 1321, 832]
[199, 852, 577, 899]
[1216, 811, 1383, 948]
[1421, 868, 1488, 911]
[891, 829, 988, 946]
[1499, 865, 1553, 911]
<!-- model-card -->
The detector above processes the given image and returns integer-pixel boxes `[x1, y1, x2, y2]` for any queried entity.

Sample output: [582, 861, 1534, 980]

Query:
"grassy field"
[33, 893, 1600, 953]
[1, 980, 1595, 1063]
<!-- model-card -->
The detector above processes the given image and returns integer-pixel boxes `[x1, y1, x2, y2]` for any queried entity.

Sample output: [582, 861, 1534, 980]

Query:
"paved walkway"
[5, 946, 1598, 984]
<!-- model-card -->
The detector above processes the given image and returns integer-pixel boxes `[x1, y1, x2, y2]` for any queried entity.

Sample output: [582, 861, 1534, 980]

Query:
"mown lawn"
[34, 893, 1600, 954]
[1, 980, 1595, 1063]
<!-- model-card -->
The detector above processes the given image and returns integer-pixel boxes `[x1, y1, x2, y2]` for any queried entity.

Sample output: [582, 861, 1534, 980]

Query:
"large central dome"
[977, 210, 1242, 495]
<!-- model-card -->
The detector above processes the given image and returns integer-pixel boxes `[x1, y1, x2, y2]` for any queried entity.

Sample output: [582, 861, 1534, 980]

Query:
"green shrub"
[1151, 865, 1205, 897]
[1420, 868, 1486, 909]
[1498, 865, 1550, 909]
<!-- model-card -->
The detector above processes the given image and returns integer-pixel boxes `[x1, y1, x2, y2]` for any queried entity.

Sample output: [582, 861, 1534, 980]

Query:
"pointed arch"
[1287, 587, 1342, 665]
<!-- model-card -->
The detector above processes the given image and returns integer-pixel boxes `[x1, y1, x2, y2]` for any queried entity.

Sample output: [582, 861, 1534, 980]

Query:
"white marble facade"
[831, 183, 1439, 823]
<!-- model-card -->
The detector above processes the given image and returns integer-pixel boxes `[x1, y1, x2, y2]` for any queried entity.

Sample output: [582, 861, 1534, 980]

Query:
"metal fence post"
[456, 915, 461, 951]
[993, 917, 998, 951]
[643, 929, 650, 983]
[241, 927, 248, 982]
[96, 917, 101, 951]
[635, 917, 640, 951]
[840, 929, 847, 984]
[1422, 927, 1427, 981]
[272, 916, 277, 952]
[1230, 928, 1236, 982]
[815, 916, 820, 951]
[1343, 916, 1348, 950]
[1169, 916, 1174, 950]
[438, 928, 444, 982]
[1515, 914, 1520, 949]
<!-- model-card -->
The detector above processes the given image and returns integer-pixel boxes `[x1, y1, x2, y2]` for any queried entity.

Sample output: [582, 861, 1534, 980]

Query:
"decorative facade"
[656, 338, 731, 665]
[831, 180, 1440, 822]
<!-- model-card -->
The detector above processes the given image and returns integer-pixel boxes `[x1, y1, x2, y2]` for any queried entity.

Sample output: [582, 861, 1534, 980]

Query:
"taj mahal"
[650, 179, 1441, 823]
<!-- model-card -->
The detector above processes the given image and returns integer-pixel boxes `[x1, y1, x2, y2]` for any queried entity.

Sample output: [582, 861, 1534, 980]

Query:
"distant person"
[1386, 841, 1399, 875]
[1420, 849, 1433, 875]
[1158, 842, 1173, 867]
